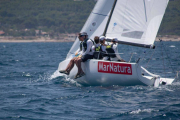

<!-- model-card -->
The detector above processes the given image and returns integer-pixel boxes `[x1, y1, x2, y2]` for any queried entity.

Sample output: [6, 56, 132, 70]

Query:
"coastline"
[0, 37, 74, 43]
[0, 35, 180, 43]
[0, 39, 74, 43]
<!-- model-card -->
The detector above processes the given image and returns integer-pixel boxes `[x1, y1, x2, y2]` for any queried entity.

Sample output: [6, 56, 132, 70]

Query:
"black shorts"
[81, 54, 93, 62]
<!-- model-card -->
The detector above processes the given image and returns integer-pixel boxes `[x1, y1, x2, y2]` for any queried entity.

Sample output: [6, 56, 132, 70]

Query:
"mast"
[103, 0, 117, 36]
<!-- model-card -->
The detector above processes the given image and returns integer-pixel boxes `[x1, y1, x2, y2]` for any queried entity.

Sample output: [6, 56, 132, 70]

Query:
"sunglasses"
[78, 35, 84, 38]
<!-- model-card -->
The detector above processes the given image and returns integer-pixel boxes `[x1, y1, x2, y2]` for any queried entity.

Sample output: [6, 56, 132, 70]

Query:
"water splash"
[63, 76, 81, 87]
[50, 70, 63, 79]
[50, 70, 81, 87]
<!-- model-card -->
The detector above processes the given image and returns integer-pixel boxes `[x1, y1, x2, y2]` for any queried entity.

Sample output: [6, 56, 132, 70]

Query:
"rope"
[145, 42, 160, 69]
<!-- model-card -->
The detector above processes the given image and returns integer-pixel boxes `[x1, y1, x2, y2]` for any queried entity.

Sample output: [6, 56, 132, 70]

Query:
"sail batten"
[92, 12, 108, 16]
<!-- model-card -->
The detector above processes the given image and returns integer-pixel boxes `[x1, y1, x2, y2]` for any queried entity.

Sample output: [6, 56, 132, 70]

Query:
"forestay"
[66, 0, 114, 59]
[105, 0, 169, 48]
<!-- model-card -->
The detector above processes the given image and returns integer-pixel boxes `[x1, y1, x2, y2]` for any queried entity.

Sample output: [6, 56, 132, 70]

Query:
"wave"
[169, 45, 176, 47]
[129, 108, 158, 114]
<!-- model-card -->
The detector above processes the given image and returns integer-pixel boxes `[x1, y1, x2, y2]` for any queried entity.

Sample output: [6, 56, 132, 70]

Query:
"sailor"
[99, 36, 108, 60]
[92, 36, 103, 59]
[106, 38, 125, 62]
[74, 32, 94, 79]
[59, 33, 84, 75]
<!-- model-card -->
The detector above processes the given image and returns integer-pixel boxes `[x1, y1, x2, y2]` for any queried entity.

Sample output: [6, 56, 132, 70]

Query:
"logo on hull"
[98, 61, 132, 75]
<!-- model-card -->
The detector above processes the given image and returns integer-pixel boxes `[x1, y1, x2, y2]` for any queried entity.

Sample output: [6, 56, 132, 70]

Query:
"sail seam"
[92, 12, 108, 16]
[143, 0, 147, 22]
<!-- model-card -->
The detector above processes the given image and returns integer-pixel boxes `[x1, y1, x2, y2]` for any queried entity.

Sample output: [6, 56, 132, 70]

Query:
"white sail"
[66, 0, 114, 59]
[106, 0, 169, 48]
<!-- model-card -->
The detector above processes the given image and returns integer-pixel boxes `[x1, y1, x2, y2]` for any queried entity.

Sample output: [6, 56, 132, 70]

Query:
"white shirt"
[82, 39, 94, 56]
[110, 43, 122, 61]
[101, 45, 107, 52]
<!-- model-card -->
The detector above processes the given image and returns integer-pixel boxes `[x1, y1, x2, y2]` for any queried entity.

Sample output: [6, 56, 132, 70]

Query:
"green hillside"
[0, 0, 96, 36]
[159, 0, 180, 35]
[0, 0, 180, 37]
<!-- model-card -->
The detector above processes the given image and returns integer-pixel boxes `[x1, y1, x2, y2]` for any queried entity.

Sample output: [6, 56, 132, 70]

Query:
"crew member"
[59, 33, 84, 75]
[74, 32, 94, 79]
[106, 38, 125, 62]
[92, 36, 102, 59]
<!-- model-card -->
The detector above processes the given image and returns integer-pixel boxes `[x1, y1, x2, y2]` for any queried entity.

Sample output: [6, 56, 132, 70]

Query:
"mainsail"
[105, 0, 169, 48]
[66, 0, 114, 59]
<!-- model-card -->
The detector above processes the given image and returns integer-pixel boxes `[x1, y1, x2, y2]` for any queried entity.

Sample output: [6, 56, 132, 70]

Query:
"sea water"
[0, 42, 180, 120]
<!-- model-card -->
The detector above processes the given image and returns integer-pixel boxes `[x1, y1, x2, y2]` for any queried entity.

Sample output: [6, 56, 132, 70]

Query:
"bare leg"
[65, 57, 77, 73]
[75, 58, 83, 75]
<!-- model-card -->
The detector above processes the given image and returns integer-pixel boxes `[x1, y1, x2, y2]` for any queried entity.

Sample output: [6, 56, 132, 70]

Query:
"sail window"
[121, 31, 143, 39]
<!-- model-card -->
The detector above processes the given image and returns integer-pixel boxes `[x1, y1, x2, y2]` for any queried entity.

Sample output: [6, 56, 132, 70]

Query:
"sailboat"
[58, 0, 177, 86]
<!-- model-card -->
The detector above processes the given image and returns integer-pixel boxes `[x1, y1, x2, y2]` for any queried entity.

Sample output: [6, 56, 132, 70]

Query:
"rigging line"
[141, 43, 159, 63]
[142, 41, 160, 74]
[143, 0, 147, 22]
[145, 42, 159, 69]
[129, 52, 134, 63]
[141, 50, 148, 65]
[129, 47, 135, 63]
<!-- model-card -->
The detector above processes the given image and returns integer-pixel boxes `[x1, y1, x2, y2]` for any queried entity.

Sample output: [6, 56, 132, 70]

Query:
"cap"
[99, 36, 105, 41]
[112, 38, 118, 42]
[80, 32, 87, 36]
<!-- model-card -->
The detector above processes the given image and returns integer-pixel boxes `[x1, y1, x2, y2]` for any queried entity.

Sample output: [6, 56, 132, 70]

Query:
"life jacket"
[82, 38, 94, 52]
[95, 45, 102, 52]
[80, 42, 83, 51]
[106, 44, 116, 58]
[93, 44, 103, 59]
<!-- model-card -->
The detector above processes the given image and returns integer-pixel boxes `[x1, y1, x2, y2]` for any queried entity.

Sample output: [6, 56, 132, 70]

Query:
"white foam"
[50, 70, 81, 87]
[50, 70, 63, 79]
[129, 109, 157, 114]
[64, 76, 81, 87]
[169, 45, 175, 47]
[25, 73, 31, 77]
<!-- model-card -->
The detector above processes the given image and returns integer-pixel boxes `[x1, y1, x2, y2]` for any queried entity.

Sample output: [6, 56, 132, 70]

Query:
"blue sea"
[0, 41, 180, 120]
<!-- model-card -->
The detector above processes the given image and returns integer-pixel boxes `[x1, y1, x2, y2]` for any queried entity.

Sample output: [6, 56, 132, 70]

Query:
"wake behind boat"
[58, 0, 178, 86]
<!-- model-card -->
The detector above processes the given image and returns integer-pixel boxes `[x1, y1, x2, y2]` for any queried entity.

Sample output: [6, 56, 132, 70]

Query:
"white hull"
[58, 59, 175, 86]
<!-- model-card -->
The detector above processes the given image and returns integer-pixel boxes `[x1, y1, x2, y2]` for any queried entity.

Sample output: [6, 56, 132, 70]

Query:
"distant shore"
[0, 39, 73, 43]
[0, 35, 180, 43]
[0, 36, 74, 43]
[155, 35, 180, 41]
